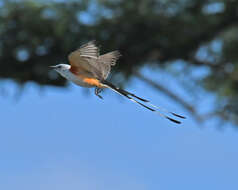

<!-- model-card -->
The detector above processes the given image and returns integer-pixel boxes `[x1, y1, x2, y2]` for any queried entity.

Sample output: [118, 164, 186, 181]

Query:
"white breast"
[59, 69, 92, 87]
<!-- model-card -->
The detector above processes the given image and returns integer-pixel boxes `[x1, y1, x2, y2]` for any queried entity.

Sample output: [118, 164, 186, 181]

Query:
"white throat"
[56, 65, 91, 87]
[57, 68, 72, 79]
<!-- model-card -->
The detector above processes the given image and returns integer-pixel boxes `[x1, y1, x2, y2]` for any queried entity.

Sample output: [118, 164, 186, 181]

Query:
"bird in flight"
[51, 41, 186, 124]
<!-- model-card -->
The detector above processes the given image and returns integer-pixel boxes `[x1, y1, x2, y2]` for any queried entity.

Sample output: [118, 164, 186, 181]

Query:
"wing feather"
[68, 41, 121, 80]
[68, 41, 101, 78]
[98, 51, 121, 79]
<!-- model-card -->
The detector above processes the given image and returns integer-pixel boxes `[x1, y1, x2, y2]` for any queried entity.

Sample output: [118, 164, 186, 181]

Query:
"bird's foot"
[95, 87, 103, 99]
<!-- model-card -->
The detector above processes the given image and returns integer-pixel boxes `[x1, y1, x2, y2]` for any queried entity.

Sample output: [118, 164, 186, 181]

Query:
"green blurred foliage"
[1, 0, 238, 126]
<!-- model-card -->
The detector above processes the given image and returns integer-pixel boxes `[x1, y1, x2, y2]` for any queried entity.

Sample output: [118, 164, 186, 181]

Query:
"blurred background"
[0, 0, 238, 189]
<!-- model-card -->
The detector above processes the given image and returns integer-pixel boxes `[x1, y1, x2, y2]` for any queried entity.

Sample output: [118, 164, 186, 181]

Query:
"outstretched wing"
[68, 41, 121, 79]
[98, 51, 121, 79]
[68, 41, 102, 78]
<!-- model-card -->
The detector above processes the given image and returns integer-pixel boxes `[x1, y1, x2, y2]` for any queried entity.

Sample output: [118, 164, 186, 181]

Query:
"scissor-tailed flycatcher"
[51, 41, 186, 124]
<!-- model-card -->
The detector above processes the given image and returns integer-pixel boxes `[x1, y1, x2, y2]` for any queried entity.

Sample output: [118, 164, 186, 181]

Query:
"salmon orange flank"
[82, 77, 103, 88]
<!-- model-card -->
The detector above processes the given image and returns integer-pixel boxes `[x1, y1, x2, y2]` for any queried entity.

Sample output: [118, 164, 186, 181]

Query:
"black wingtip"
[171, 112, 186, 119]
[166, 116, 181, 124]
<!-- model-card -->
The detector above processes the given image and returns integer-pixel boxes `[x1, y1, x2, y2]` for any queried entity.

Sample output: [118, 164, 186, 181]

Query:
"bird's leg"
[95, 87, 103, 99]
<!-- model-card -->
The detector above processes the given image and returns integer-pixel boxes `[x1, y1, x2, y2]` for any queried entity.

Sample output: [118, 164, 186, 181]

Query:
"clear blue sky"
[0, 67, 237, 190]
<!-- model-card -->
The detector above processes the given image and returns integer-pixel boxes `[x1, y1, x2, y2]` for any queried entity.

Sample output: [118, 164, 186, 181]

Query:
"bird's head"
[50, 64, 71, 74]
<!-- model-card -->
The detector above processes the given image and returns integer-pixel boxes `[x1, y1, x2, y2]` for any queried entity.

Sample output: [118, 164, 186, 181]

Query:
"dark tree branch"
[188, 58, 225, 69]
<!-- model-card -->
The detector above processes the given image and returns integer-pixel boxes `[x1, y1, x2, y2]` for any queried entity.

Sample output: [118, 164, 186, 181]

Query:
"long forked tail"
[102, 80, 186, 124]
